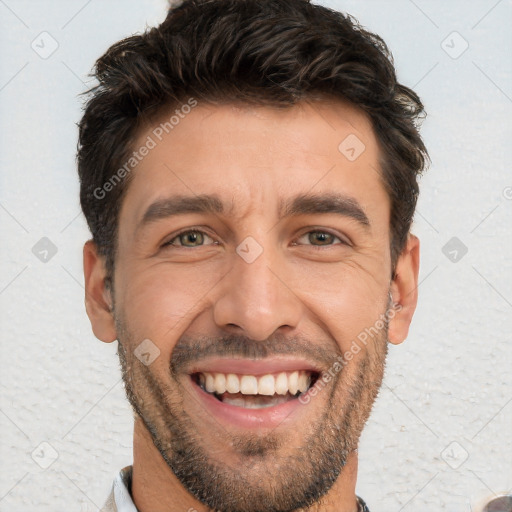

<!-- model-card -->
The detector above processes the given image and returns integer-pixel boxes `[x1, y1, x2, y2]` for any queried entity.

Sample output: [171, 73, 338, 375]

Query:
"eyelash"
[163, 229, 217, 248]
[162, 228, 349, 248]
[293, 230, 348, 247]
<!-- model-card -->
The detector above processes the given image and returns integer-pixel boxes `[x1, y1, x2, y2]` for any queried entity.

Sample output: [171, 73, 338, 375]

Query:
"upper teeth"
[199, 371, 311, 396]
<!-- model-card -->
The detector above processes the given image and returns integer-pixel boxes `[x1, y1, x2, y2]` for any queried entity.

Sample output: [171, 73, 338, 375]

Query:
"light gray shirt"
[100, 466, 138, 512]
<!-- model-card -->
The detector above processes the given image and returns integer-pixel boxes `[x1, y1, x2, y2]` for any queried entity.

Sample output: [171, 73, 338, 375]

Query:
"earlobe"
[83, 240, 117, 343]
[388, 234, 420, 345]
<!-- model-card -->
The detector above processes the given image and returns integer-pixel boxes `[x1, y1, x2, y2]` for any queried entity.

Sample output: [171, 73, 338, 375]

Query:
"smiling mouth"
[192, 370, 319, 409]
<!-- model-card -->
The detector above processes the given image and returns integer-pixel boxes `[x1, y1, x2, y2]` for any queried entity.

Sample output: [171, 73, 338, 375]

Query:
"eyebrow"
[137, 192, 370, 232]
[137, 194, 225, 232]
[279, 192, 370, 228]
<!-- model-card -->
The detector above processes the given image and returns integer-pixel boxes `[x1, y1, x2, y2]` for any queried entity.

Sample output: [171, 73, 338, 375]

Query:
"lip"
[190, 376, 311, 429]
[188, 357, 321, 376]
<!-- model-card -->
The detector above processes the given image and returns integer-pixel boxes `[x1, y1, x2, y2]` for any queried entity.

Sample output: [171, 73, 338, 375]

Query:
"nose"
[213, 246, 302, 341]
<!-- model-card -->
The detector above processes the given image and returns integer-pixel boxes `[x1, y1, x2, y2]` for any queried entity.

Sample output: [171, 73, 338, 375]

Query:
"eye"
[294, 230, 348, 247]
[163, 230, 216, 248]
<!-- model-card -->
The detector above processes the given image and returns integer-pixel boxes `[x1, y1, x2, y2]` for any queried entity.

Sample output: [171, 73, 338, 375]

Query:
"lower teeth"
[212, 392, 296, 409]
[195, 375, 313, 409]
[222, 394, 294, 409]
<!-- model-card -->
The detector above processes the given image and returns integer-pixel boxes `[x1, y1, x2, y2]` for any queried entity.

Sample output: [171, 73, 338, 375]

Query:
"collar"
[357, 495, 371, 512]
[112, 465, 138, 512]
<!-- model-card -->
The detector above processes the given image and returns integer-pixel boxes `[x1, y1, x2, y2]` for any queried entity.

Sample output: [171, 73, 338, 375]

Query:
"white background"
[0, 1, 511, 510]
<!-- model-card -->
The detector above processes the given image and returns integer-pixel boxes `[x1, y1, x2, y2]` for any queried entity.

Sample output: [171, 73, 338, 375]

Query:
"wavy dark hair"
[77, 0, 428, 285]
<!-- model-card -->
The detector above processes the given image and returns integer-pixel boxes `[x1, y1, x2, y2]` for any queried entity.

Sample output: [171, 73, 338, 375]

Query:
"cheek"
[115, 262, 222, 357]
[296, 259, 390, 350]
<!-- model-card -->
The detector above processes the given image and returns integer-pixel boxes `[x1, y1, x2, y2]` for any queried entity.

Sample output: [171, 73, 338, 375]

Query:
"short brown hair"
[77, 0, 429, 284]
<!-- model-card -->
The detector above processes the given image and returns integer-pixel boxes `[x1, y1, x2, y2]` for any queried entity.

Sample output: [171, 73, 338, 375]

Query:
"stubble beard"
[115, 313, 388, 512]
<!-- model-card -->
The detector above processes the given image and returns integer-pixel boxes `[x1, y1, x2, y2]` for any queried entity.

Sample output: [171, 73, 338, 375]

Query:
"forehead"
[119, 98, 388, 229]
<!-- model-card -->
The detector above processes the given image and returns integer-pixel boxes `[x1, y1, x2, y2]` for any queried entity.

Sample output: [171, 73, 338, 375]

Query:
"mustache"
[170, 332, 341, 374]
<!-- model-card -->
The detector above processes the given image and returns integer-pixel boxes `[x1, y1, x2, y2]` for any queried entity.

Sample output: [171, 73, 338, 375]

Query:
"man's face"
[110, 99, 394, 511]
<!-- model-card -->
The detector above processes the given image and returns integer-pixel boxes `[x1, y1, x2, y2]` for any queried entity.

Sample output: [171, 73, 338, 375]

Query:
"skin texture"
[83, 99, 420, 512]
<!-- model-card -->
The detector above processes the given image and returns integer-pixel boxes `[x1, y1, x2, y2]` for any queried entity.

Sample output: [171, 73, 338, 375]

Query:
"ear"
[388, 233, 420, 345]
[83, 240, 117, 343]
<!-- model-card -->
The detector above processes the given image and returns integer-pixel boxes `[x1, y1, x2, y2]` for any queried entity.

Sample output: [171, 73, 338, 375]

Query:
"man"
[78, 0, 428, 510]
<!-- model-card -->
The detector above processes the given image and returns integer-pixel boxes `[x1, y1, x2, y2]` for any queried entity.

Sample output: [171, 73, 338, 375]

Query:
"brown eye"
[178, 231, 205, 247]
[164, 230, 215, 248]
[308, 231, 336, 245]
[294, 230, 346, 247]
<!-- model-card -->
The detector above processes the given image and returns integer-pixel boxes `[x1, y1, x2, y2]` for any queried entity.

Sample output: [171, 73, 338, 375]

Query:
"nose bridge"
[213, 240, 301, 340]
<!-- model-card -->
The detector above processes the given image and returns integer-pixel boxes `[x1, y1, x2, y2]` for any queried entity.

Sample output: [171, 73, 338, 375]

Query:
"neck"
[131, 418, 360, 512]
